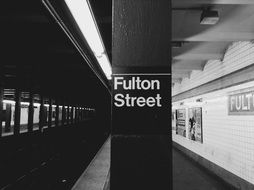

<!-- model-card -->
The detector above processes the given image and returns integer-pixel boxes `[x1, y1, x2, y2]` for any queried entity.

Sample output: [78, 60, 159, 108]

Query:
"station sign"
[112, 73, 170, 134]
[113, 75, 163, 108]
[228, 87, 254, 115]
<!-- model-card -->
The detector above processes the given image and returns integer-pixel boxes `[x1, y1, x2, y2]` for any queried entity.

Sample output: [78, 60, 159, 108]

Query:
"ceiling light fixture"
[200, 9, 219, 25]
[64, 0, 112, 80]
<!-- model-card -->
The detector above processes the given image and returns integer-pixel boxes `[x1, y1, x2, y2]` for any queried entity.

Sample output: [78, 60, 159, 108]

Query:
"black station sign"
[112, 73, 170, 134]
[228, 87, 254, 115]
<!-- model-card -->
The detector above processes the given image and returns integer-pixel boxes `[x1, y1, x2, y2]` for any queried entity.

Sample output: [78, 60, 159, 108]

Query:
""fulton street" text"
[114, 76, 162, 107]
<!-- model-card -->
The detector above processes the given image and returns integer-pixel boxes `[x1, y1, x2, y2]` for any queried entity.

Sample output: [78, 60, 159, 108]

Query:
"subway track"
[0, 122, 108, 190]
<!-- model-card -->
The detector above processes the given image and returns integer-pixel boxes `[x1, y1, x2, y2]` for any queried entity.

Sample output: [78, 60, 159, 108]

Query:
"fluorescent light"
[3, 101, 34, 106]
[64, 0, 112, 80]
[3, 100, 15, 105]
[3, 100, 29, 105]
[97, 54, 112, 79]
[34, 103, 41, 107]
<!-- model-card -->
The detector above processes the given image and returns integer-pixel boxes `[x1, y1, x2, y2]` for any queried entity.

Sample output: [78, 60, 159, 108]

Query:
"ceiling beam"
[172, 0, 254, 5]
[172, 60, 204, 71]
[172, 72, 190, 79]
[174, 32, 254, 42]
[173, 53, 223, 60]
[172, 41, 228, 60]
[172, 78, 182, 83]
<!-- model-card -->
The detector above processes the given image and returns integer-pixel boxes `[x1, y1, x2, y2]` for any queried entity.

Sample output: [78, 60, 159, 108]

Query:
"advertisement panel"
[188, 107, 203, 143]
[176, 109, 186, 137]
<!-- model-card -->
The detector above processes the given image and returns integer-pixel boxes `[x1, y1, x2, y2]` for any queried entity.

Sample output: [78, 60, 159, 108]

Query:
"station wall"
[172, 41, 254, 187]
[172, 80, 254, 185]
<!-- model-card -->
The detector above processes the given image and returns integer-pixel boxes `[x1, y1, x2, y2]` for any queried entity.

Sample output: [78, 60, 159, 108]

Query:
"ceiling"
[172, 0, 254, 85]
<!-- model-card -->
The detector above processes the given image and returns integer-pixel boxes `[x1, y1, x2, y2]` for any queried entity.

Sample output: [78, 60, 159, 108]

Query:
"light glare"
[64, 0, 112, 80]
[96, 54, 112, 80]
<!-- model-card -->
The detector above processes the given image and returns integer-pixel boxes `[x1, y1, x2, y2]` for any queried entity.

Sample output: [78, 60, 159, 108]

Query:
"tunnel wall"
[172, 41, 254, 189]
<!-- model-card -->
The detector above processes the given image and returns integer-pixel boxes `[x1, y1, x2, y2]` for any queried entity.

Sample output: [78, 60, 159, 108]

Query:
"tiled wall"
[172, 41, 254, 185]
[172, 80, 254, 185]
[173, 41, 254, 96]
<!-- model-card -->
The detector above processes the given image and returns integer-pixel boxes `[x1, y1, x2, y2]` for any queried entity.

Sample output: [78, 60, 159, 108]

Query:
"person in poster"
[188, 107, 203, 143]
[189, 109, 196, 141]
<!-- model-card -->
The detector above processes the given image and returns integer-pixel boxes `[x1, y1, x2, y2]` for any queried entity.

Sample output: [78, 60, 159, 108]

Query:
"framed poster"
[188, 107, 203, 143]
[176, 109, 186, 137]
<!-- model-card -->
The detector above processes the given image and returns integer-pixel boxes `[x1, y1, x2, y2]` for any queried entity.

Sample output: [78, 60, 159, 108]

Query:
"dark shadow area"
[111, 135, 171, 190]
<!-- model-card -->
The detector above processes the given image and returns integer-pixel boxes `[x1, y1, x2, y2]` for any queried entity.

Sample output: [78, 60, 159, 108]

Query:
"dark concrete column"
[76, 107, 79, 122]
[55, 99, 59, 127]
[48, 98, 52, 128]
[66, 104, 70, 125]
[14, 88, 21, 136]
[79, 107, 82, 121]
[0, 65, 3, 137]
[5, 104, 11, 133]
[62, 101, 65, 126]
[0, 86, 3, 137]
[28, 90, 34, 133]
[39, 95, 44, 132]
[81, 108, 83, 121]
[112, 0, 171, 190]
[71, 105, 74, 124]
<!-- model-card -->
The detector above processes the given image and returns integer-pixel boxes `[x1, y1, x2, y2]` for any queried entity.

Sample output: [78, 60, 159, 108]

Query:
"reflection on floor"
[173, 148, 230, 190]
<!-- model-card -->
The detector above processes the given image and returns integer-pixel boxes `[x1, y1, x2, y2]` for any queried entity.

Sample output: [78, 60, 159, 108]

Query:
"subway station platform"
[72, 137, 110, 190]
[72, 137, 231, 190]
[2, 0, 254, 189]
[173, 148, 230, 190]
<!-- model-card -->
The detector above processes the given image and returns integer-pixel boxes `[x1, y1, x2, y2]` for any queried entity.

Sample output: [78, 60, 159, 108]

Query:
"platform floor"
[72, 137, 110, 190]
[72, 138, 230, 190]
[173, 148, 230, 190]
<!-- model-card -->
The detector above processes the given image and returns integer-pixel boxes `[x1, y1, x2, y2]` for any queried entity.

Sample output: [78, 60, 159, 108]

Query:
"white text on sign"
[114, 76, 162, 107]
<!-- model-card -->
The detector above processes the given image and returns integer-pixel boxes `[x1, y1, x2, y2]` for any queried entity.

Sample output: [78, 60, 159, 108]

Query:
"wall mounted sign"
[228, 87, 254, 115]
[112, 73, 170, 134]
[113, 76, 162, 107]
